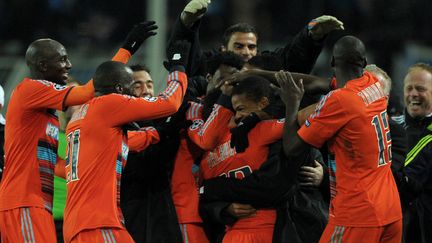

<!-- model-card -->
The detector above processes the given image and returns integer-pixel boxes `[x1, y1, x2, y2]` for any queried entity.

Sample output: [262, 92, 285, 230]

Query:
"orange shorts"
[179, 223, 209, 243]
[222, 228, 273, 243]
[319, 220, 402, 243]
[0, 207, 57, 243]
[70, 228, 134, 243]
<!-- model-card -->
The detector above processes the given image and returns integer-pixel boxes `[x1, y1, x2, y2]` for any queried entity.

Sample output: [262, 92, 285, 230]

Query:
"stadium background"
[1, 0, 432, 114]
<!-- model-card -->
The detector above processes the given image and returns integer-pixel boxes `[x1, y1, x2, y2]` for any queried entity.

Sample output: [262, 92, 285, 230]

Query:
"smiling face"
[404, 69, 432, 119]
[131, 70, 154, 97]
[224, 32, 257, 62]
[42, 44, 72, 84]
[231, 93, 266, 123]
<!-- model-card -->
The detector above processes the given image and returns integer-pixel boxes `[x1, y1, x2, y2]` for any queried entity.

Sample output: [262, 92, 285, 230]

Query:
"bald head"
[93, 61, 133, 95]
[25, 38, 71, 84]
[333, 35, 366, 68]
[26, 39, 64, 67]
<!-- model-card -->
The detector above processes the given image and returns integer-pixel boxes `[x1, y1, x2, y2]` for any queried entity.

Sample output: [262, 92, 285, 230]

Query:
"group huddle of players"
[0, 0, 405, 243]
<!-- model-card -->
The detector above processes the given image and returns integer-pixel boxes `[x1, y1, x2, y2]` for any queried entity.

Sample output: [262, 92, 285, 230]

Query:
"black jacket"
[200, 142, 328, 243]
[395, 123, 432, 243]
[120, 125, 183, 243]
[389, 118, 408, 173]
[392, 110, 432, 151]
[167, 16, 325, 78]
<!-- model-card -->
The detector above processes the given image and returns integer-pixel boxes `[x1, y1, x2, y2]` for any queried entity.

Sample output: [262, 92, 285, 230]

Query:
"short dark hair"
[247, 52, 283, 71]
[206, 51, 244, 76]
[130, 64, 151, 74]
[333, 35, 366, 68]
[222, 23, 257, 47]
[94, 61, 132, 93]
[232, 75, 271, 102]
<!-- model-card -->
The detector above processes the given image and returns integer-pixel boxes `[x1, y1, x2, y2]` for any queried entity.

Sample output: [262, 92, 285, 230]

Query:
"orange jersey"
[172, 101, 204, 224]
[63, 71, 187, 242]
[200, 117, 284, 230]
[0, 48, 130, 213]
[298, 71, 402, 227]
[188, 103, 233, 151]
[127, 127, 160, 153]
[0, 78, 73, 212]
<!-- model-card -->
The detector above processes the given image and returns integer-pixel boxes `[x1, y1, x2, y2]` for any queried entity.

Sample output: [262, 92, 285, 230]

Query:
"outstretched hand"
[181, 0, 211, 27]
[308, 15, 344, 40]
[273, 70, 304, 107]
[122, 21, 158, 54]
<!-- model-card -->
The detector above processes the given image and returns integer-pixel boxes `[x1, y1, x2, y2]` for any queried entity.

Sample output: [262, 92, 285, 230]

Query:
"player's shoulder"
[336, 86, 364, 107]
[317, 89, 344, 108]
[258, 118, 285, 125]
[94, 93, 135, 104]
[20, 78, 67, 90]
[253, 118, 285, 132]
[65, 119, 81, 135]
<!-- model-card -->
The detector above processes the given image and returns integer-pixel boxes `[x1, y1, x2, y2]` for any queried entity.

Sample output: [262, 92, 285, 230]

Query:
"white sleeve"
[0, 85, 4, 107]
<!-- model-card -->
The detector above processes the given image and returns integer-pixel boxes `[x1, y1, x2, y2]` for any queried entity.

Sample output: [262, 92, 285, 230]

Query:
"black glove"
[155, 102, 192, 140]
[165, 40, 191, 71]
[230, 112, 261, 153]
[186, 76, 208, 100]
[122, 21, 158, 55]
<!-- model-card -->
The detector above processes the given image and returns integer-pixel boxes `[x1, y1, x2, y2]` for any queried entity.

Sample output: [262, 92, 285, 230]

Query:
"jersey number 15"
[371, 111, 392, 167]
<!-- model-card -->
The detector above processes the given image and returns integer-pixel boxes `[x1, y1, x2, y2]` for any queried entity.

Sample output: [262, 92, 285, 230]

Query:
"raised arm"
[188, 95, 233, 151]
[275, 15, 343, 73]
[274, 71, 308, 157]
[167, 0, 210, 76]
[64, 22, 158, 107]
[223, 69, 329, 96]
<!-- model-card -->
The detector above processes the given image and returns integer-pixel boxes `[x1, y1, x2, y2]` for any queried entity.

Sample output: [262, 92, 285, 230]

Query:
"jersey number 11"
[65, 130, 81, 183]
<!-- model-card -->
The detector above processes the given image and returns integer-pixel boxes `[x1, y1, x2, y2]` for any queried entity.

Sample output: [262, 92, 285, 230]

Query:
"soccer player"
[168, 52, 244, 243]
[0, 21, 157, 242]
[130, 64, 155, 98]
[63, 41, 190, 242]
[278, 36, 402, 242]
[196, 76, 285, 243]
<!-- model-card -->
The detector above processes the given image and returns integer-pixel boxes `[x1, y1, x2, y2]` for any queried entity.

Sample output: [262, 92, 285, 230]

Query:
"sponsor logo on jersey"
[53, 84, 68, 91]
[144, 96, 158, 102]
[121, 142, 129, 161]
[189, 119, 204, 130]
[305, 119, 310, 127]
[46, 123, 59, 140]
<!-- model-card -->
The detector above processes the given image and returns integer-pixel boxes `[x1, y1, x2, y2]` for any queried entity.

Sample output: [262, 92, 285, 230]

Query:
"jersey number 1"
[66, 130, 81, 183]
[371, 111, 392, 167]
